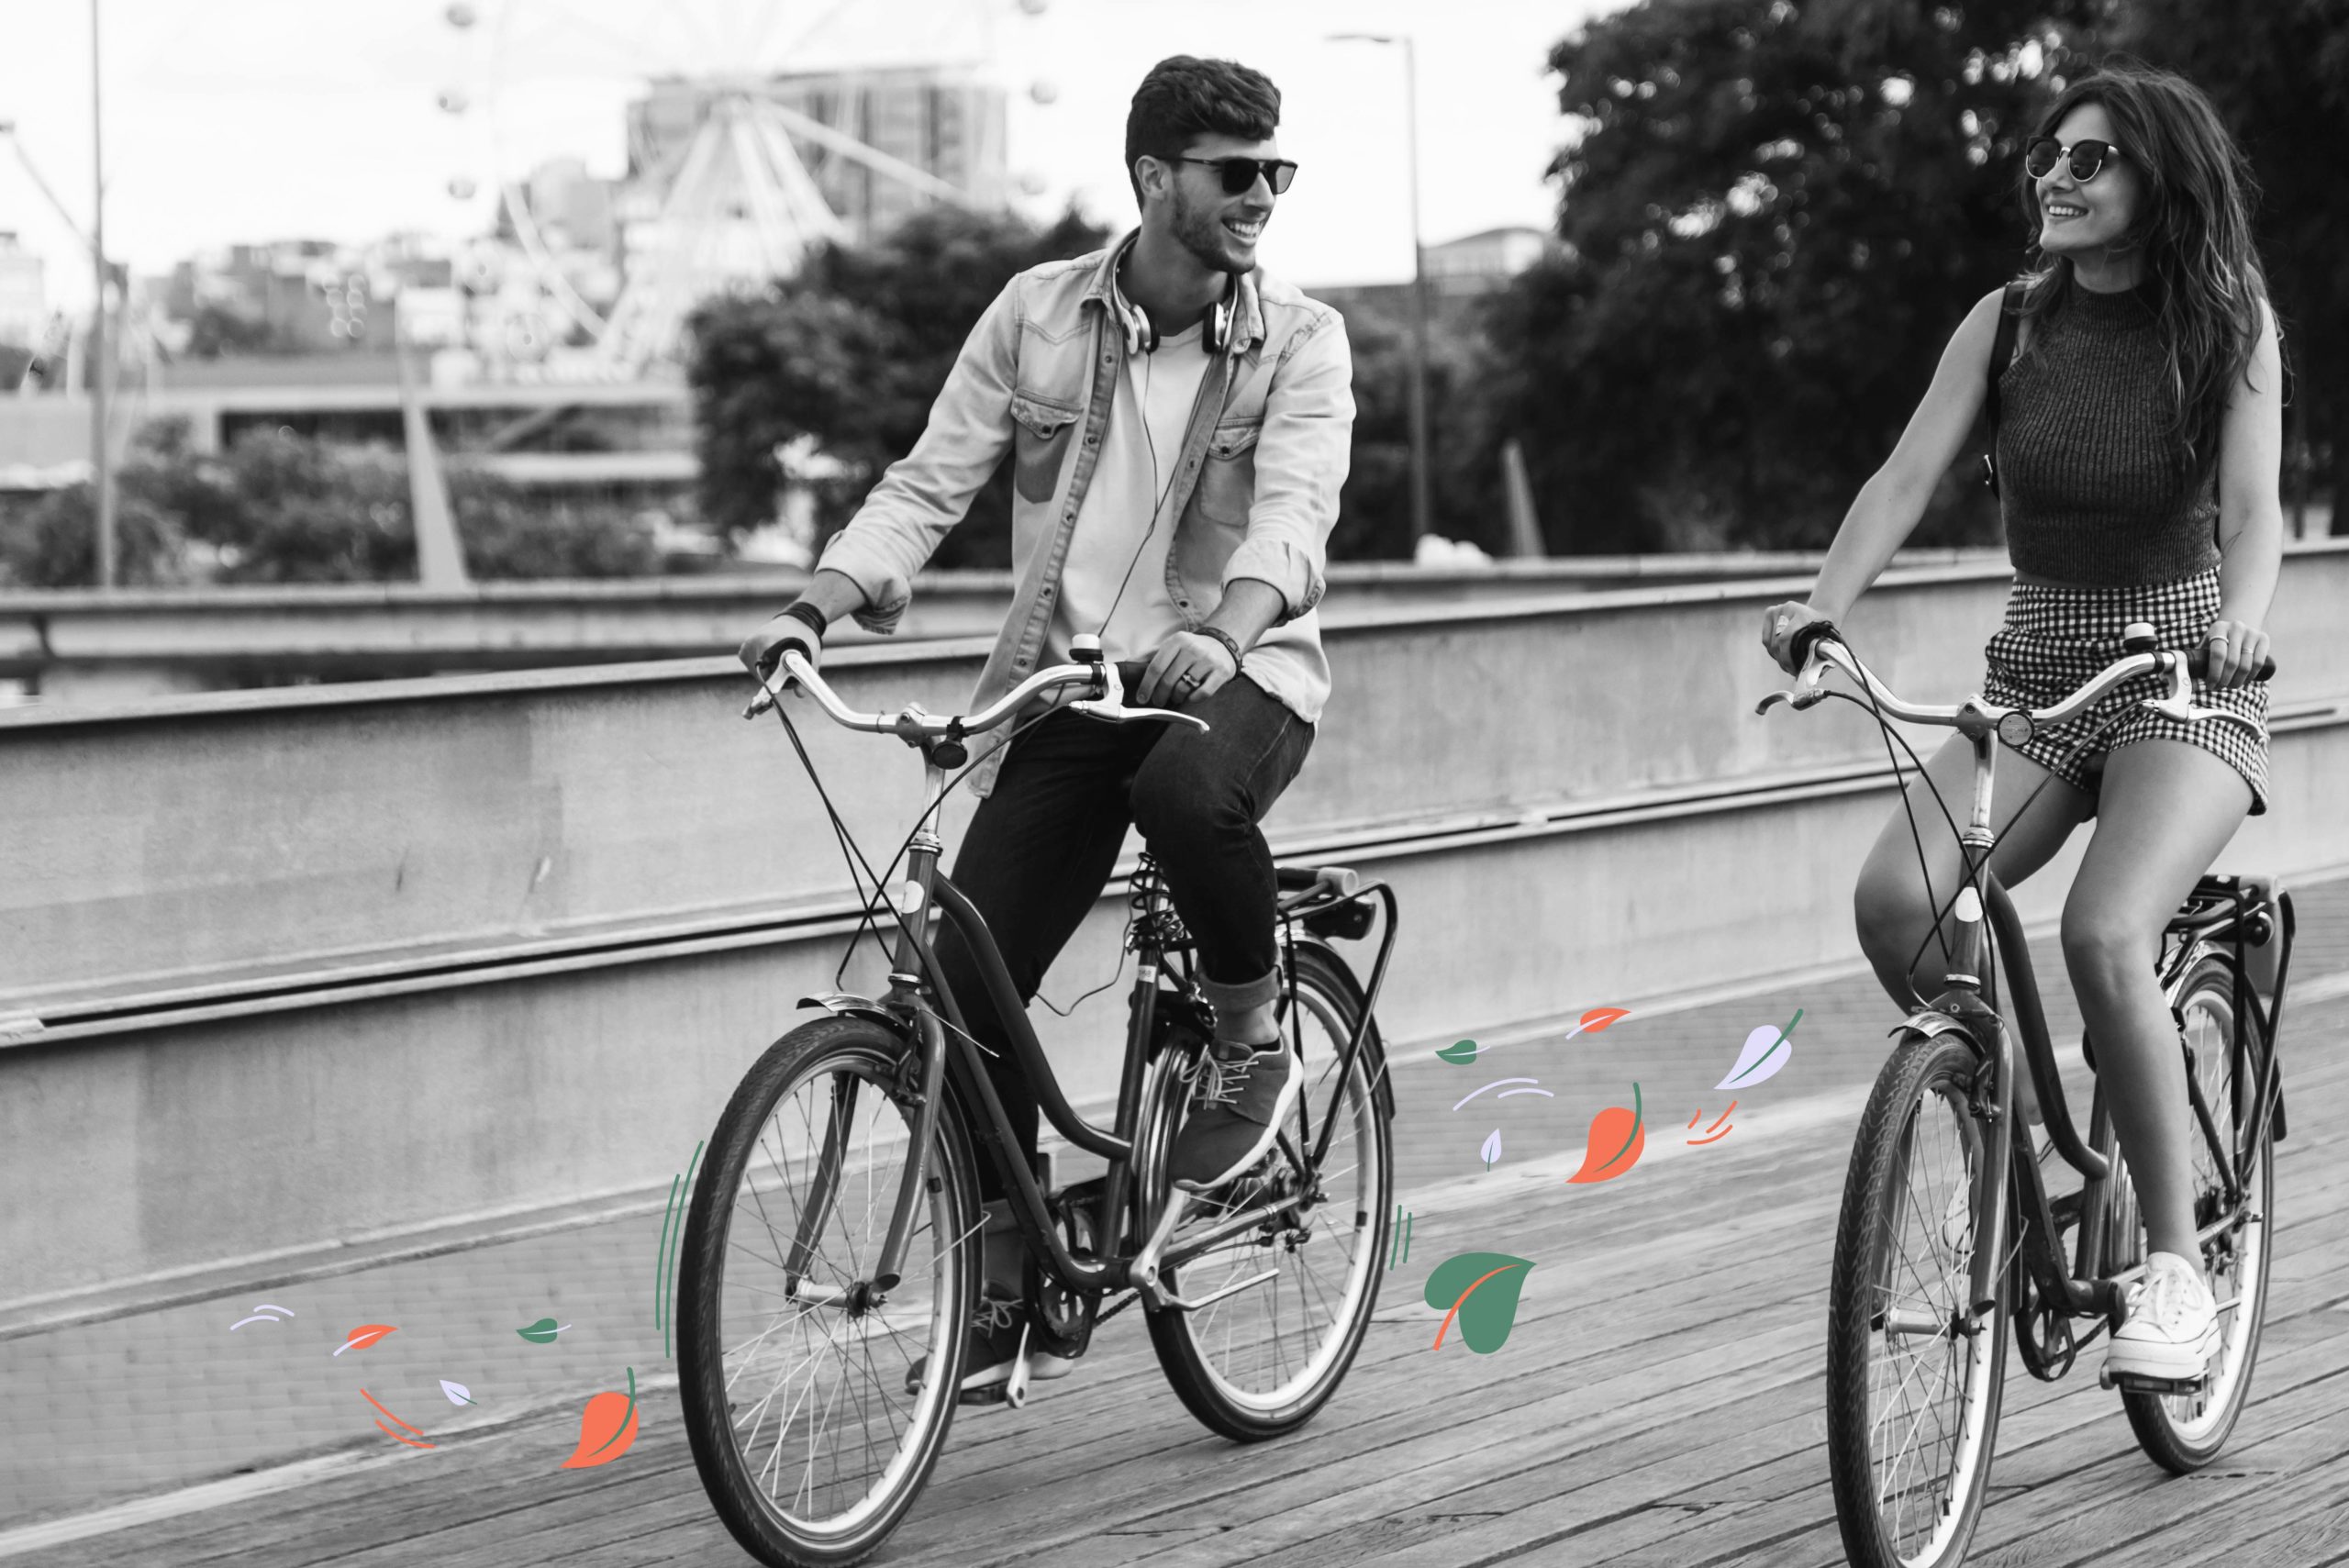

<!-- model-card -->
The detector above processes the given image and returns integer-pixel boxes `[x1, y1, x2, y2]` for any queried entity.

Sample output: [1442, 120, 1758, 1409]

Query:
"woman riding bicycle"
[1763, 57, 2285, 1385]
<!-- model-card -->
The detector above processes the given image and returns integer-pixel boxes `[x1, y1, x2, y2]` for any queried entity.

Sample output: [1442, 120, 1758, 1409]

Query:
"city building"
[1313, 226, 1568, 339]
[628, 65, 1007, 247]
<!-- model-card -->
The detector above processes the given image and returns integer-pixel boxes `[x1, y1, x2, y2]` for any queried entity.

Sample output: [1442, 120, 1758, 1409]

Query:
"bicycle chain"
[1091, 1289, 1141, 1329]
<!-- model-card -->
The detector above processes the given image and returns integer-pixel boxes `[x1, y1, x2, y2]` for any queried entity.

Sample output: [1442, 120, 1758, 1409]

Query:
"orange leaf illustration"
[561, 1368, 640, 1470]
[1568, 1084, 1645, 1184]
[333, 1323, 398, 1357]
[1578, 1007, 1631, 1034]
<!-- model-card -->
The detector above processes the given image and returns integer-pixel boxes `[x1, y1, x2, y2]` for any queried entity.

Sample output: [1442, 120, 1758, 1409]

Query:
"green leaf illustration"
[517, 1318, 569, 1344]
[1438, 1039, 1479, 1065]
[1423, 1251, 1535, 1353]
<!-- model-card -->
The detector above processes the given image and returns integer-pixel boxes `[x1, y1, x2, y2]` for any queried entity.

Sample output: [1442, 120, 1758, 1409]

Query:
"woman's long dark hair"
[2014, 57, 2269, 484]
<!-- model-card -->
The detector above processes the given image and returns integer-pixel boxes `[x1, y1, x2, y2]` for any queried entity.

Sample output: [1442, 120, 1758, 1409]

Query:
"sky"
[0, 0, 1627, 312]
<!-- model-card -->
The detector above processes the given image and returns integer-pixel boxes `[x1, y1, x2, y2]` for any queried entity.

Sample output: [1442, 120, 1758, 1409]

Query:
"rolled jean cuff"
[1197, 966, 1280, 1017]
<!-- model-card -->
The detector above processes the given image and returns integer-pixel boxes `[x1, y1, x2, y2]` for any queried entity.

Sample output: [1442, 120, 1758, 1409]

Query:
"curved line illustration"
[375, 1418, 436, 1451]
[1494, 1086, 1556, 1100]
[1453, 1077, 1542, 1110]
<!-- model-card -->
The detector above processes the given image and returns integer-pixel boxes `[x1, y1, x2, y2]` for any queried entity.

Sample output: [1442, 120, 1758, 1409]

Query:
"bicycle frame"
[1768, 624, 2285, 1344]
[1884, 713, 2289, 1346]
[784, 746, 1398, 1316]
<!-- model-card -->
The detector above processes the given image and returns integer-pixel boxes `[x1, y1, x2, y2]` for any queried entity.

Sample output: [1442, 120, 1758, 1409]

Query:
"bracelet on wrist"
[1198, 625, 1244, 673]
[780, 601, 829, 639]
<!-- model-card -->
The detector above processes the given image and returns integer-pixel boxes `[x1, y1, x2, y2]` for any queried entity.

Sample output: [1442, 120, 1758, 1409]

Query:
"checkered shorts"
[1979, 569, 2268, 816]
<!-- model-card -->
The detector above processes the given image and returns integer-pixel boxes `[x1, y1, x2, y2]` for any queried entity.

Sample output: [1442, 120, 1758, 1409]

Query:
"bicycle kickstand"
[1132, 1190, 1193, 1308]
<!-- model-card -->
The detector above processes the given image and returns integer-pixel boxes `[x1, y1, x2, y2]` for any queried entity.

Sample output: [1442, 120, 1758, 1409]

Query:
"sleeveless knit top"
[1995, 283, 2222, 587]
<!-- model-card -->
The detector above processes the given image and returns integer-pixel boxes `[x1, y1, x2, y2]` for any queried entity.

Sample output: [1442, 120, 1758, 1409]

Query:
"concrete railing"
[6, 543, 2346, 1318]
[1, 549, 2014, 703]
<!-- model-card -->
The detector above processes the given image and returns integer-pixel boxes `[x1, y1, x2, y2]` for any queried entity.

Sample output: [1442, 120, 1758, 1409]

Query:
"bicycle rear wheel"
[1141, 942, 1392, 1441]
[1826, 1029, 2008, 1568]
[2109, 956, 2275, 1473]
[678, 1016, 979, 1568]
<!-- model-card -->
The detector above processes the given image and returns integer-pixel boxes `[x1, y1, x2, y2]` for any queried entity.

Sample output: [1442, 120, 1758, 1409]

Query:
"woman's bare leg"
[2062, 740, 2252, 1260]
[1854, 733, 2094, 1006]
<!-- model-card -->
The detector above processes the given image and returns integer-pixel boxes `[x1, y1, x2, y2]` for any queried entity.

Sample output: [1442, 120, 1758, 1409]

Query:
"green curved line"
[1600, 1082, 1644, 1170]
[662, 1140, 703, 1360]
[1727, 1008, 1805, 1085]
[653, 1174, 681, 1334]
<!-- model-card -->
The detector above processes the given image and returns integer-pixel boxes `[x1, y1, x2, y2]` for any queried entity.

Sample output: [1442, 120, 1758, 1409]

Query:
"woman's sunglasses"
[1175, 156, 1299, 196]
[2024, 136, 2127, 183]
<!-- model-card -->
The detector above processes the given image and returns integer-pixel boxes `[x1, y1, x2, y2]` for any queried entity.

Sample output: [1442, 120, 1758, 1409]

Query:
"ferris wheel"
[437, 0, 1047, 376]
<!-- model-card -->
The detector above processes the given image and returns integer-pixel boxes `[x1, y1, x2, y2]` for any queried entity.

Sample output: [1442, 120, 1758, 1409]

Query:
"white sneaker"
[2105, 1251, 2219, 1382]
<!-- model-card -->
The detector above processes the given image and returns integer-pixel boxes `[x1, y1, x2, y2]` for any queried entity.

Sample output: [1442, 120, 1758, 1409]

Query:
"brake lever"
[2139, 655, 2262, 736]
[1067, 655, 1211, 732]
[1755, 661, 1836, 717]
[1072, 700, 1211, 732]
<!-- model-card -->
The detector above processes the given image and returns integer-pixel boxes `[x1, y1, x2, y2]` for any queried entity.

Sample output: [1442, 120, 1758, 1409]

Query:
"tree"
[1330, 296, 1510, 560]
[2109, 0, 2349, 533]
[687, 205, 1110, 568]
[0, 423, 662, 588]
[1495, 0, 2108, 552]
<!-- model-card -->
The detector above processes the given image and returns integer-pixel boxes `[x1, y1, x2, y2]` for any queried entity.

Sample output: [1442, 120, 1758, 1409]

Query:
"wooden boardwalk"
[23, 916, 2349, 1567]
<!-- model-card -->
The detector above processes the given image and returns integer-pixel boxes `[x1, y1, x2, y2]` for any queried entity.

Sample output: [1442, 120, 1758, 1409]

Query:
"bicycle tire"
[2112, 956, 2276, 1473]
[1827, 1029, 2009, 1568]
[678, 1016, 980, 1568]
[1140, 942, 1392, 1442]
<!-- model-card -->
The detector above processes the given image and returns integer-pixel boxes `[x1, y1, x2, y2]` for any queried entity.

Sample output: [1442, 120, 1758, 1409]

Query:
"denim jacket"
[816, 232, 1354, 795]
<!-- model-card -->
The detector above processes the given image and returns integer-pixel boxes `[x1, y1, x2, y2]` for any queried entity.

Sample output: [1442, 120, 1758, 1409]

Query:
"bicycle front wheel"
[677, 1016, 979, 1568]
[1141, 942, 1392, 1441]
[2110, 956, 2276, 1473]
[1826, 1029, 2009, 1568]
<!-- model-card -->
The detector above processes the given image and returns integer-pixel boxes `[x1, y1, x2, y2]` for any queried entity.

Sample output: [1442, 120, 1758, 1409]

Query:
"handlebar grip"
[2187, 648, 2277, 682]
[1787, 618, 1841, 670]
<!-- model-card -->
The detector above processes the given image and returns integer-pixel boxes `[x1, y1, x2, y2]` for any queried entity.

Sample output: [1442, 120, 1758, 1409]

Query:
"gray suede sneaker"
[904, 1286, 1074, 1402]
[1169, 1040, 1303, 1192]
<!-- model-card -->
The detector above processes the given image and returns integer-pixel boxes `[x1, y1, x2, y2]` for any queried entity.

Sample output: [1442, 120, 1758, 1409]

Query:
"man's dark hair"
[1125, 56, 1281, 208]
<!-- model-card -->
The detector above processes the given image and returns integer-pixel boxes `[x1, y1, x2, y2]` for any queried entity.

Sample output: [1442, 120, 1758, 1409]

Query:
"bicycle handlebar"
[743, 642, 1210, 743]
[1762, 617, 2273, 732]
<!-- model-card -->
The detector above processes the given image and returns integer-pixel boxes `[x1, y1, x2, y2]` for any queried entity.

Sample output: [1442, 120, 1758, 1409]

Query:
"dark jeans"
[933, 674, 1314, 1199]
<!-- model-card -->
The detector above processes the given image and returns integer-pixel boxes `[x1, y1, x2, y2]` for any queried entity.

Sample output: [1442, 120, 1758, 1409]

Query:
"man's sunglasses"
[2023, 136, 2127, 183]
[1176, 156, 1298, 196]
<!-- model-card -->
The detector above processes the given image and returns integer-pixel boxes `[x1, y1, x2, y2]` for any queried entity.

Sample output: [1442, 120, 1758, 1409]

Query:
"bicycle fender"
[798, 991, 902, 1030]
[1890, 1008, 1979, 1049]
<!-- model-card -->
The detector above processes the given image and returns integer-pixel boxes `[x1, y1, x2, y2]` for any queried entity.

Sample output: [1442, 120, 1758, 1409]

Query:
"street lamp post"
[90, 0, 116, 589]
[1330, 32, 1431, 548]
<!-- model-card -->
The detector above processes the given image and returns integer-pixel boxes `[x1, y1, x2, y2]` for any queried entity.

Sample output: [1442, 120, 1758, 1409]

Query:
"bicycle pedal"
[2099, 1366, 2207, 1396]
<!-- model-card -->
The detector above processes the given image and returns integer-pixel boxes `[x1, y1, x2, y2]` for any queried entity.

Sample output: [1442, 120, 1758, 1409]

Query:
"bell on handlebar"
[1070, 633, 1106, 665]
[2121, 621, 2158, 656]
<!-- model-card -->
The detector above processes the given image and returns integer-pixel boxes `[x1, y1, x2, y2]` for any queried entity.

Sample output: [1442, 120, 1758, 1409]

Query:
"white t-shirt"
[1050, 319, 1213, 666]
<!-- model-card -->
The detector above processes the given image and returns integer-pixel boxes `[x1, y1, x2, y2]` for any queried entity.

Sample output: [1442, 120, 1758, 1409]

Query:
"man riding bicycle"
[738, 55, 1354, 1398]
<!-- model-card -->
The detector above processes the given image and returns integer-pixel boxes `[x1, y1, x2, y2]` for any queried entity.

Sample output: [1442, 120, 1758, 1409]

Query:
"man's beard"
[1169, 180, 1251, 276]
